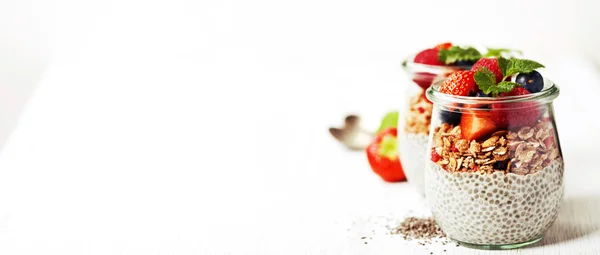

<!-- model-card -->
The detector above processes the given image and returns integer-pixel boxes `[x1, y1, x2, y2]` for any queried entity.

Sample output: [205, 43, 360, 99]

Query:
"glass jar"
[424, 79, 563, 249]
[398, 58, 469, 195]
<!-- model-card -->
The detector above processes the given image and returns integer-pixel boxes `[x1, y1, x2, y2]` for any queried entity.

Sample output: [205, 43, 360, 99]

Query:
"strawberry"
[460, 111, 498, 141]
[435, 42, 452, 50]
[439, 71, 476, 96]
[472, 58, 503, 83]
[543, 136, 555, 148]
[490, 87, 541, 128]
[366, 128, 406, 182]
[412, 72, 437, 90]
[414, 48, 443, 66]
[431, 148, 441, 162]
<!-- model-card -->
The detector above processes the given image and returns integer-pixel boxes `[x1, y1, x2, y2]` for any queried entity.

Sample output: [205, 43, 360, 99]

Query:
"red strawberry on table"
[472, 58, 503, 83]
[439, 70, 476, 96]
[490, 87, 541, 128]
[366, 127, 406, 182]
[414, 48, 443, 66]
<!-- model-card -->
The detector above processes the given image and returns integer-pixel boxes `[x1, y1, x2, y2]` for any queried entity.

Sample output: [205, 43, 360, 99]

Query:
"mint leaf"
[496, 81, 519, 93]
[505, 59, 545, 77]
[485, 48, 510, 57]
[474, 68, 520, 96]
[474, 68, 497, 94]
[438, 46, 482, 64]
[497, 57, 509, 77]
[484, 48, 522, 57]
[377, 111, 399, 133]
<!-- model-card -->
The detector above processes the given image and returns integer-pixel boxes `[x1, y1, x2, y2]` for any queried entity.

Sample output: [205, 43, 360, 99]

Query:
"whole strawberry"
[366, 127, 406, 182]
[439, 71, 476, 96]
[490, 87, 541, 128]
[472, 58, 503, 83]
[414, 48, 443, 66]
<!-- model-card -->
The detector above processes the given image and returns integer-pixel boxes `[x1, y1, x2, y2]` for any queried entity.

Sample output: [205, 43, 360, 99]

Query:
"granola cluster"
[404, 92, 432, 135]
[506, 123, 560, 174]
[431, 121, 560, 175]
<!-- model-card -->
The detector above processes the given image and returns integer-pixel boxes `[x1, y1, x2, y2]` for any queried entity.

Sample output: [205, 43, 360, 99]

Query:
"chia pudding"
[426, 159, 563, 245]
[425, 120, 564, 247]
[398, 132, 428, 194]
[398, 91, 432, 194]
[423, 60, 563, 248]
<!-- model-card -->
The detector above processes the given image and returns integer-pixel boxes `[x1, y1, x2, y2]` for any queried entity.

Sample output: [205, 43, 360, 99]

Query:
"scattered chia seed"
[392, 217, 446, 240]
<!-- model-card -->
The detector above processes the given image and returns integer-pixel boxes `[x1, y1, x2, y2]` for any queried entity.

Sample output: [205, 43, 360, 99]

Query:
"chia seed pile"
[393, 217, 446, 241]
[353, 214, 458, 251]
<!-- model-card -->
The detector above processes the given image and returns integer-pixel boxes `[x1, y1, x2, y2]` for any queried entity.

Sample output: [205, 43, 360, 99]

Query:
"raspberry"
[472, 58, 503, 83]
[490, 87, 541, 128]
[414, 48, 443, 66]
[439, 71, 476, 96]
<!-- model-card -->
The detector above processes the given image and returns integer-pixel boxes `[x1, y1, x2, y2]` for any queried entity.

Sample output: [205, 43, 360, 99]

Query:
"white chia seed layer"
[425, 159, 564, 245]
[398, 133, 429, 195]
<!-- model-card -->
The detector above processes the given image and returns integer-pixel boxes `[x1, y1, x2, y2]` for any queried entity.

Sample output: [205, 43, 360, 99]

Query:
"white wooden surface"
[1, 1, 600, 254]
[0, 49, 596, 255]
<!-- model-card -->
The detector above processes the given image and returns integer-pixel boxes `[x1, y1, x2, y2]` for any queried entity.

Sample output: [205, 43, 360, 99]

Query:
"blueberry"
[440, 110, 461, 125]
[454, 60, 475, 67]
[493, 160, 508, 170]
[516, 71, 543, 93]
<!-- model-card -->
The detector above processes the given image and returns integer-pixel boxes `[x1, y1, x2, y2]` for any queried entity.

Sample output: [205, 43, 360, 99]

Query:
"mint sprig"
[438, 46, 482, 65]
[501, 59, 544, 78]
[473, 57, 545, 97]
[473, 68, 496, 93]
[497, 57, 509, 77]
[474, 68, 517, 96]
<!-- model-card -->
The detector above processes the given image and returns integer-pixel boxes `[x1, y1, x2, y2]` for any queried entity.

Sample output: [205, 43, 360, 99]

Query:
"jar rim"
[425, 78, 560, 108]
[401, 54, 470, 75]
[401, 47, 522, 74]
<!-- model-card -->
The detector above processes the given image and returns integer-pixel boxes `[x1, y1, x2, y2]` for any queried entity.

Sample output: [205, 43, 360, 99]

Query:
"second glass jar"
[398, 58, 466, 195]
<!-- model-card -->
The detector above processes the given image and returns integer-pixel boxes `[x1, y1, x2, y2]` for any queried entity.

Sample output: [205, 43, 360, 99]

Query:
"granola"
[431, 121, 560, 175]
[404, 91, 432, 135]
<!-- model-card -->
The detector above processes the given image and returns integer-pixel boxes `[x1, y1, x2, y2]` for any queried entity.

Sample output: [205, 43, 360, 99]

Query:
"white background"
[1, 0, 600, 254]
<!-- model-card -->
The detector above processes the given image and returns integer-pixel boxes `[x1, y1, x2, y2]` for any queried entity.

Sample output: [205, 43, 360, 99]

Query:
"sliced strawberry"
[543, 136, 555, 148]
[490, 88, 541, 129]
[460, 111, 498, 141]
[412, 72, 437, 90]
[472, 58, 503, 83]
[414, 48, 443, 66]
[439, 71, 476, 96]
[435, 42, 452, 50]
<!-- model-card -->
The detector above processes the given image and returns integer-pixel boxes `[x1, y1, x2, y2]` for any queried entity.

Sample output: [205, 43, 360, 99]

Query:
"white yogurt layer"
[425, 159, 564, 245]
[398, 133, 429, 195]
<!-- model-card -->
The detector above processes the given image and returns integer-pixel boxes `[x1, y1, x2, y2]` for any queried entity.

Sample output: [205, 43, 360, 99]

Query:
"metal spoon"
[329, 115, 374, 151]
